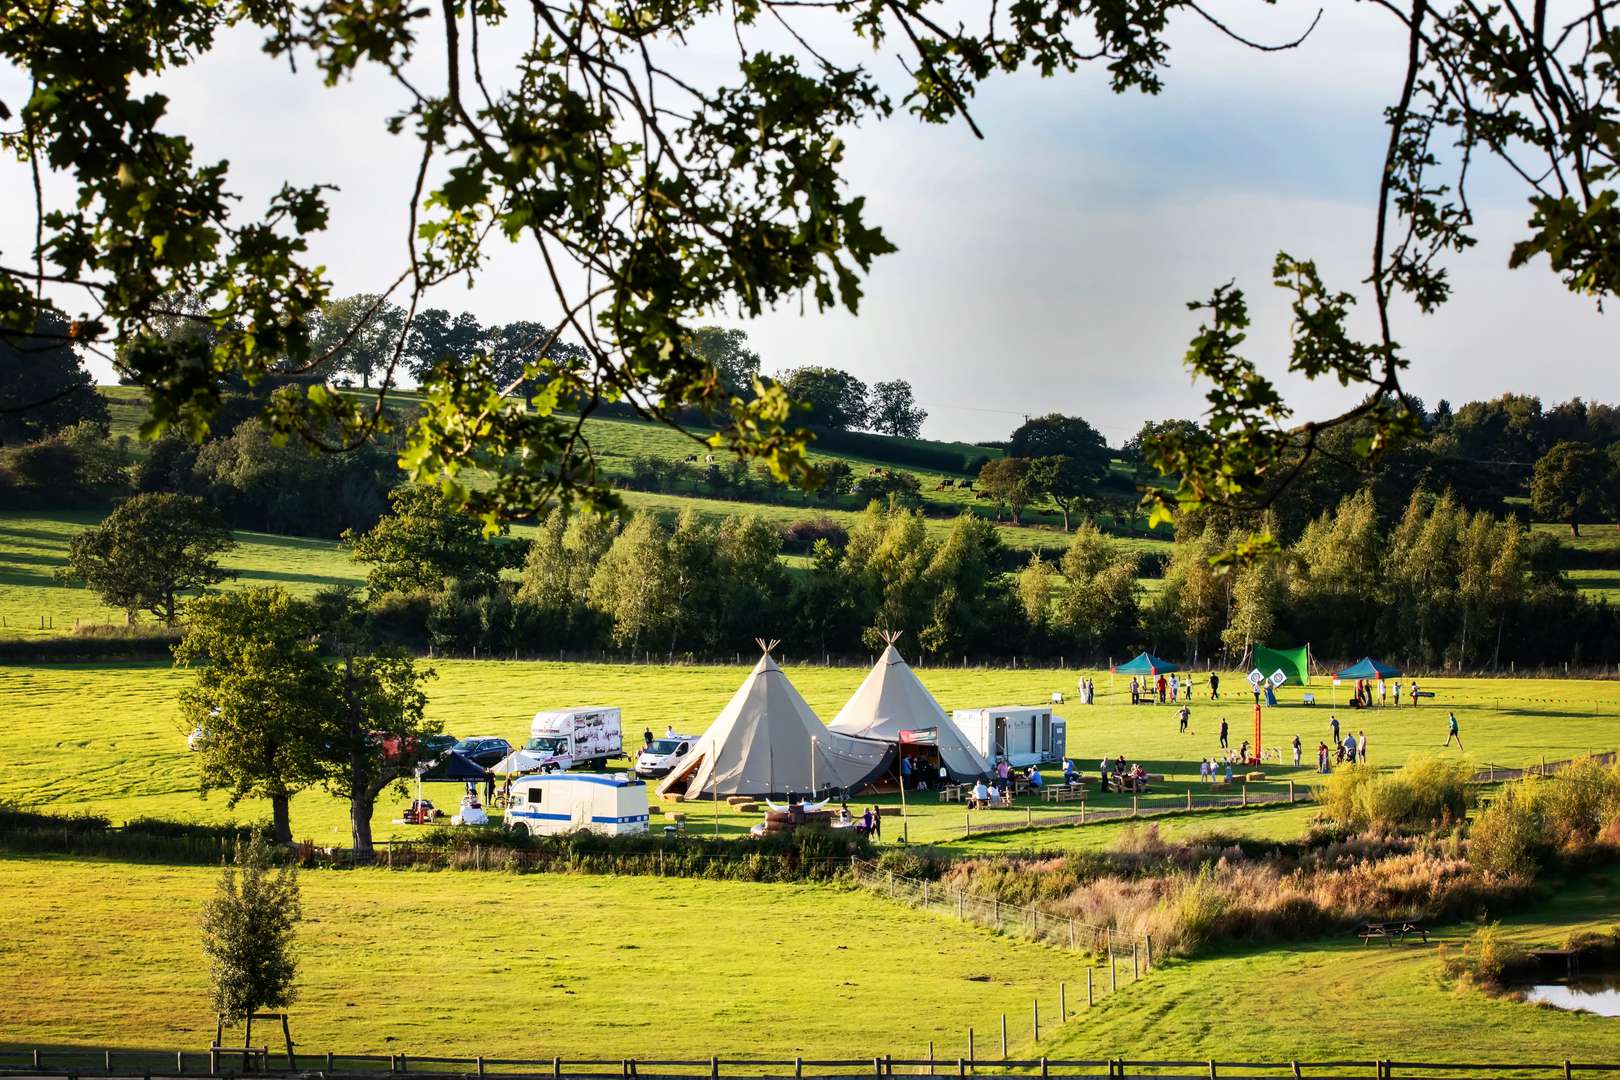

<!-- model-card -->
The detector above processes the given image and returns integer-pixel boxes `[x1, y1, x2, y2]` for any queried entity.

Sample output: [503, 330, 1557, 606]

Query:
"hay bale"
[1209, 781, 1231, 791]
[725, 796, 755, 806]
[647, 805, 663, 816]
[671, 812, 687, 823]
[735, 802, 762, 813]
[1245, 771, 1266, 782]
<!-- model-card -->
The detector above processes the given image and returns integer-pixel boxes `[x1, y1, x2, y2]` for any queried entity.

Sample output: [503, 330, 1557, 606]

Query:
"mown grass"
[0, 854, 1081, 1058]
[3, 656, 1618, 847]
[0, 511, 366, 637]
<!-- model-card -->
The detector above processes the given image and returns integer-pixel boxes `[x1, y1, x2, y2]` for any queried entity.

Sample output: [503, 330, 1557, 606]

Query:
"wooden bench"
[1359, 921, 1429, 946]
[939, 783, 967, 803]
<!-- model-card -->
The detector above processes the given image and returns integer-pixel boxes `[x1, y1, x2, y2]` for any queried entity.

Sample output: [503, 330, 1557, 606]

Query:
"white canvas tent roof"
[488, 748, 550, 776]
[658, 646, 890, 799]
[828, 642, 993, 780]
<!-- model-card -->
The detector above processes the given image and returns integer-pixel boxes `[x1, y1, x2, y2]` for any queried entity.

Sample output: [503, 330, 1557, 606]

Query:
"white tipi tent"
[829, 634, 992, 780]
[658, 642, 890, 800]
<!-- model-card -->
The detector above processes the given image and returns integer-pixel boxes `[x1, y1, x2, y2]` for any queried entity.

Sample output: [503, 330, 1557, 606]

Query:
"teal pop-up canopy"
[1112, 652, 1180, 676]
[1335, 657, 1403, 680]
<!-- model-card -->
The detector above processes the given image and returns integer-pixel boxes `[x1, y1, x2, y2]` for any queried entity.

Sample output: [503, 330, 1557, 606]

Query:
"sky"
[2, 4, 1615, 446]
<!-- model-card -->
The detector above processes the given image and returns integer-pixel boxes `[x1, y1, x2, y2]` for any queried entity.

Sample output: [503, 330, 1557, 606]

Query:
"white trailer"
[952, 706, 1066, 768]
[503, 773, 650, 836]
[526, 706, 623, 770]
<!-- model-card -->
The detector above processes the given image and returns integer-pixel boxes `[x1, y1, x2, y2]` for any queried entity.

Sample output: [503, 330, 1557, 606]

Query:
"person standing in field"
[1292, 734, 1302, 766]
[1178, 704, 1191, 733]
[1218, 717, 1229, 750]
[1157, 673, 1168, 703]
[1357, 730, 1368, 763]
[1393, 681, 1402, 707]
[1330, 714, 1341, 746]
[1445, 712, 1463, 749]
[1130, 677, 1140, 706]
[1377, 678, 1386, 706]
[1209, 672, 1221, 699]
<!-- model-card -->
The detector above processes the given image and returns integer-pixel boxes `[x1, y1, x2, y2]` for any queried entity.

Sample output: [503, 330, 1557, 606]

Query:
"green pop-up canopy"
[1254, 644, 1310, 686]
[1112, 652, 1180, 676]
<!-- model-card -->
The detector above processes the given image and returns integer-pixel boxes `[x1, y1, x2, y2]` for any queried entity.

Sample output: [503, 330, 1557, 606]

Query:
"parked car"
[375, 732, 459, 762]
[451, 736, 514, 768]
[634, 735, 697, 779]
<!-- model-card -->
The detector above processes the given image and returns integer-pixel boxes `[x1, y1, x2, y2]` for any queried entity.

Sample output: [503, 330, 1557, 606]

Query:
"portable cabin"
[951, 706, 1066, 768]
[502, 773, 650, 836]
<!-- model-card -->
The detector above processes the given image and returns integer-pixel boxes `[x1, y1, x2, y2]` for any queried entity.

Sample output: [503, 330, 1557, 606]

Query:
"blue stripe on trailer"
[508, 810, 572, 821]
[513, 774, 645, 788]
[590, 814, 650, 824]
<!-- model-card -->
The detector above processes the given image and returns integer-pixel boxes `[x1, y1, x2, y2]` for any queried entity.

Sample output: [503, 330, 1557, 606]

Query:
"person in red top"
[1156, 674, 1167, 703]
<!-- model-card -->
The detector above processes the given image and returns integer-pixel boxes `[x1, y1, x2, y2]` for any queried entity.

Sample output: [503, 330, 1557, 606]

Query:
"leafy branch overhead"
[3, 0, 1618, 530]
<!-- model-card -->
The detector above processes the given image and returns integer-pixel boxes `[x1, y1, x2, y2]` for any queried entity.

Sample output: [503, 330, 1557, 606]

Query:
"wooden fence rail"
[4, 1051, 1620, 1080]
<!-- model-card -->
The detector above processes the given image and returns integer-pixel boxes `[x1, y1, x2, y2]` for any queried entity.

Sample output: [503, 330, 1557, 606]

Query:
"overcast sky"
[3, 4, 1614, 445]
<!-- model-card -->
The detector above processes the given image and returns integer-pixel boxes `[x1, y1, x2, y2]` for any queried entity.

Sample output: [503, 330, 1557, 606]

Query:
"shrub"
[781, 517, 849, 548]
[1469, 787, 1545, 880]
[1442, 921, 1530, 987]
[1316, 755, 1472, 830]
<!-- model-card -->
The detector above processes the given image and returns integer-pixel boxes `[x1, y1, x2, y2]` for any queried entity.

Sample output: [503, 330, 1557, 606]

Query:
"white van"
[526, 707, 623, 771]
[952, 706, 1066, 768]
[503, 773, 650, 836]
[633, 734, 697, 778]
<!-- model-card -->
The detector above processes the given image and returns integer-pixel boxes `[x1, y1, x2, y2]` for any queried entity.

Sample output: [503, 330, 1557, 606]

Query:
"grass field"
[0, 511, 366, 637]
[4, 655, 1618, 847]
[1040, 869, 1620, 1061]
[0, 855, 1082, 1058]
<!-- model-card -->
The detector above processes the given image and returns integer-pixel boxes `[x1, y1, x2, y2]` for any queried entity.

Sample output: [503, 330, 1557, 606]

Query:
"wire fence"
[1472, 749, 1617, 783]
[5, 1049, 1619, 1080]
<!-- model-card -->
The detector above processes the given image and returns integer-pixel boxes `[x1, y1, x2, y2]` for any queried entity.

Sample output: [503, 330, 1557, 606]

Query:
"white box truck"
[503, 773, 650, 836]
[952, 706, 1066, 768]
[525, 707, 623, 771]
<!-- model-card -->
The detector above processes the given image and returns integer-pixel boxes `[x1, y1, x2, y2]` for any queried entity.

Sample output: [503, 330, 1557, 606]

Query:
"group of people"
[899, 754, 946, 791]
[1131, 672, 1203, 705]
[1198, 758, 1234, 783]
[1346, 678, 1425, 709]
[1099, 754, 1150, 793]
[837, 803, 886, 838]
[1073, 677, 1097, 704]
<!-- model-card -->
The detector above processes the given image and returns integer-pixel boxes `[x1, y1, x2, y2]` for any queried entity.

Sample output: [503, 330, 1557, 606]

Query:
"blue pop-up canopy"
[1335, 657, 1403, 680]
[1112, 652, 1180, 675]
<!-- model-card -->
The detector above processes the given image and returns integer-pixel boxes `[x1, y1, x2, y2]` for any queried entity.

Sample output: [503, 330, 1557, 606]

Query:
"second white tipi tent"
[829, 634, 992, 780]
[658, 641, 890, 800]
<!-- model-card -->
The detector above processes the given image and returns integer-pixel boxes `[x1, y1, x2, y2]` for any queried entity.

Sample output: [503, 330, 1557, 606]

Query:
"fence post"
[959, 891, 965, 920]
[968, 1029, 974, 1068]
[327, 1053, 335, 1071]
[478, 1058, 486, 1078]
[1131, 795, 1138, 817]
[1033, 998, 1039, 1043]
[928, 1042, 935, 1077]
[1087, 967, 1094, 1006]
[1069, 919, 1076, 949]
[1290, 1063, 1301, 1079]
[1145, 935, 1153, 971]
[1000, 1013, 1008, 1058]
[709, 1057, 717, 1080]
[106, 1051, 113, 1072]
[1564, 1060, 1573, 1080]
[1110, 950, 1117, 992]
[874, 1058, 883, 1078]
[31, 1052, 40, 1070]
[209, 1048, 218, 1075]
[556, 1056, 564, 1079]
[1289, 781, 1295, 804]
[1208, 1062, 1217, 1079]
[1187, 789, 1192, 811]
[1242, 784, 1248, 807]
[795, 1058, 803, 1079]
[1060, 982, 1067, 1022]
[177, 1051, 185, 1074]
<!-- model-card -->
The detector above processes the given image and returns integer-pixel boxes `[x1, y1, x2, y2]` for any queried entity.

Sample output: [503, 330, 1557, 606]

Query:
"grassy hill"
[97, 385, 1166, 551]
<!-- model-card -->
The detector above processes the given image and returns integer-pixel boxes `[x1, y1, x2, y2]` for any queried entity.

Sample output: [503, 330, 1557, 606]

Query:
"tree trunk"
[270, 793, 293, 845]
[349, 794, 376, 858]
[1572, 521, 1582, 537]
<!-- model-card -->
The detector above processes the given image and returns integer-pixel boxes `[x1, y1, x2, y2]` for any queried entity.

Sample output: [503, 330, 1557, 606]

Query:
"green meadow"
[3, 654, 1617, 846]
[0, 855, 1083, 1059]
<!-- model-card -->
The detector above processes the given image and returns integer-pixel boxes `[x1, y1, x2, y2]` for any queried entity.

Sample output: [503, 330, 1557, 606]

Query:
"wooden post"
[106, 1051, 113, 1072]
[1145, 935, 1153, 971]
[968, 1028, 974, 1068]
[1187, 789, 1192, 811]
[177, 1051, 186, 1074]
[1110, 950, 1117, 992]
[1131, 795, 1138, 817]
[1069, 919, 1076, 949]
[1087, 967, 1093, 1006]
[281, 1014, 294, 1070]
[31, 1052, 40, 1070]
[1033, 998, 1039, 1043]
[400, 1053, 409, 1072]
[1564, 1060, 1573, 1080]
[1290, 1062, 1301, 1079]
[557, 1056, 564, 1079]
[477, 1058, 486, 1078]
[1000, 1013, 1008, 1059]
[795, 1058, 803, 1079]
[1207, 1061, 1217, 1079]
[1242, 784, 1248, 807]
[209, 1048, 219, 1075]
[1288, 781, 1295, 804]
[1060, 982, 1067, 1022]
[327, 1052, 335, 1071]
[1133, 942, 1139, 980]
[928, 1042, 935, 1077]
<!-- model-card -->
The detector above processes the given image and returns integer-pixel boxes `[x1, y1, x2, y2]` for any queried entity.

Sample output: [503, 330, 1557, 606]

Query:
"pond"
[1517, 972, 1620, 1017]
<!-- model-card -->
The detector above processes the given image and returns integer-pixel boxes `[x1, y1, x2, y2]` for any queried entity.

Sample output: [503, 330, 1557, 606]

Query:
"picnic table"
[939, 783, 967, 803]
[1041, 782, 1087, 803]
[1359, 921, 1429, 945]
